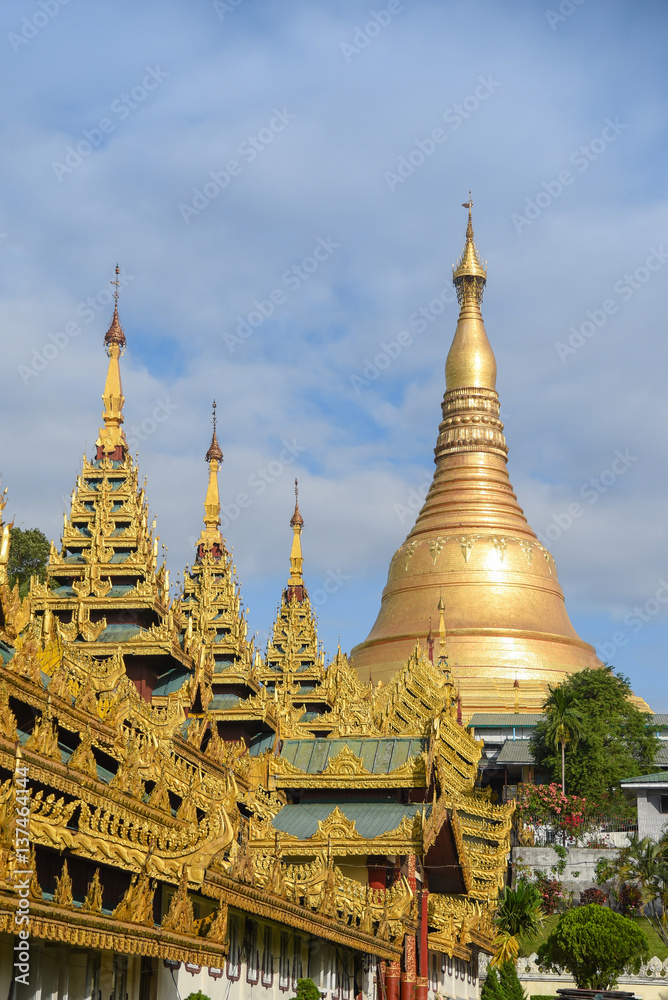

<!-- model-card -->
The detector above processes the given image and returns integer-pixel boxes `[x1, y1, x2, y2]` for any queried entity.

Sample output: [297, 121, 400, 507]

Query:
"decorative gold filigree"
[67, 727, 98, 779]
[82, 868, 103, 913]
[113, 872, 155, 925]
[53, 859, 74, 907]
[161, 865, 195, 935]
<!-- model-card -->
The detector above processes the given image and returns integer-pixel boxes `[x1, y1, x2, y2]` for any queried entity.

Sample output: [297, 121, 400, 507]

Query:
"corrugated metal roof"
[272, 801, 428, 839]
[468, 714, 543, 727]
[280, 738, 426, 774]
[652, 714, 668, 727]
[655, 745, 668, 766]
[497, 741, 535, 764]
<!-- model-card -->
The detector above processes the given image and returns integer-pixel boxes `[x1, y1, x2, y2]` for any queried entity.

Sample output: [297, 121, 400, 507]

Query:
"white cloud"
[1, 0, 667, 710]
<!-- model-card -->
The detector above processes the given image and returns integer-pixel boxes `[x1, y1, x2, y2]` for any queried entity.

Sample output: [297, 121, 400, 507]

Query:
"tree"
[7, 527, 50, 598]
[481, 964, 504, 1000]
[530, 667, 658, 812]
[482, 961, 525, 1000]
[497, 961, 525, 1000]
[537, 904, 649, 989]
[540, 684, 584, 795]
[492, 882, 544, 965]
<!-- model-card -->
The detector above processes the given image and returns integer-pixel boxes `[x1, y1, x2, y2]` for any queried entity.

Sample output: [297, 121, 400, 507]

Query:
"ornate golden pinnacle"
[290, 478, 304, 528]
[104, 264, 126, 351]
[452, 193, 487, 305]
[206, 400, 223, 463]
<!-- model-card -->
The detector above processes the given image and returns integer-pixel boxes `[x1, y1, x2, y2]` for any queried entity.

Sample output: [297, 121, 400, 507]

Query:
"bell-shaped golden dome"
[351, 201, 602, 713]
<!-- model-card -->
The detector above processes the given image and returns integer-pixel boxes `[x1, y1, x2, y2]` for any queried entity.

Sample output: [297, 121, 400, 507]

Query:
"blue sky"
[1, 0, 667, 711]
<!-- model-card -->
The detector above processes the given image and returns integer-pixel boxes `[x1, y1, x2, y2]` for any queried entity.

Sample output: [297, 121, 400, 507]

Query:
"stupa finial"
[206, 400, 223, 463]
[452, 192, 487, 298]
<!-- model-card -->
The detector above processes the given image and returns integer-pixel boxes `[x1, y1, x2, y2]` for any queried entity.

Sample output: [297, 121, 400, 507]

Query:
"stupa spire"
[96, 265, 128, 460]
[288, 479, 304, 590]
[446, 194, 497, 393]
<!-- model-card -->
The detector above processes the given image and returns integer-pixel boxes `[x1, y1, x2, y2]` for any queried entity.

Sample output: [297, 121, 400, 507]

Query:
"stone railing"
[516, 952, 668, 983]
[479, 952, 668, 986]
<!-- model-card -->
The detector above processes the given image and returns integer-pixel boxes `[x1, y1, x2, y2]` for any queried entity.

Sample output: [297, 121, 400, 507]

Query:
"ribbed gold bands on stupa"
[351, 199, 603, 712]
[436, 386, 508, 460]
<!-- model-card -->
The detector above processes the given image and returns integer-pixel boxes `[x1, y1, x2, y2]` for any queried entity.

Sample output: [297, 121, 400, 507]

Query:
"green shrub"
[289, 979, 322, 1000]
[184, 992, 212, 1000]
[537, 904, 649, 989]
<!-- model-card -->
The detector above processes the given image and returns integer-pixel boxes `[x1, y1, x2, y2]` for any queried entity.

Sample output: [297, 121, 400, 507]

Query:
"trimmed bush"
[537, 904, 649, 989]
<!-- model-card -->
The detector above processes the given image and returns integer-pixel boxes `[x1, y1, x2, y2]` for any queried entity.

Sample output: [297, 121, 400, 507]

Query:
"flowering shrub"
[579, 887, 607, 906]
[584, 835, 610, 849]
[616, 882, 644, 916]
[533, 871, 564, 914]
[515, 783, 587, 837]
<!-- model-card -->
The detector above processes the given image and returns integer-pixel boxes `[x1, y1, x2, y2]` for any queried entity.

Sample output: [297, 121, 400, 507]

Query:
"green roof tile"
[153, 667, 190, 696]
[468, 713, 543, 727]
[0, 641, 14, 666]
[620, 771, 668, 785]
[272, 801, 428, 839]
[97, 623, 143, 642]
[209, 693, 241, 710]
[249, 732, 275, 756]
[279, 738, 426, 775]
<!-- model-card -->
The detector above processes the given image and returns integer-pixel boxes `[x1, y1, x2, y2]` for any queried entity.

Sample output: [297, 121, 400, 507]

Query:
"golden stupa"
[351, 198, 602, 713]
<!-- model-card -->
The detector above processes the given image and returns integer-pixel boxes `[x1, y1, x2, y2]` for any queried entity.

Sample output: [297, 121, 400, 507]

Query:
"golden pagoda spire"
[198, 401, 224, 557]
[446, 193, 497, 392]
[288, 478, 304, 590]
[96, 265, 128, 460]
[352, 199, 603, 712]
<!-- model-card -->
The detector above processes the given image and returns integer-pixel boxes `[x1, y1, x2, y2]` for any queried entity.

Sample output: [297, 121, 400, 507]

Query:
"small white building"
[620, 771, 668, 841]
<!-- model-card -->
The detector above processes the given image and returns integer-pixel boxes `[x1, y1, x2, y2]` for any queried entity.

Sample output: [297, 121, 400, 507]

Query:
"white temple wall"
[426, 948, 480, 1000]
